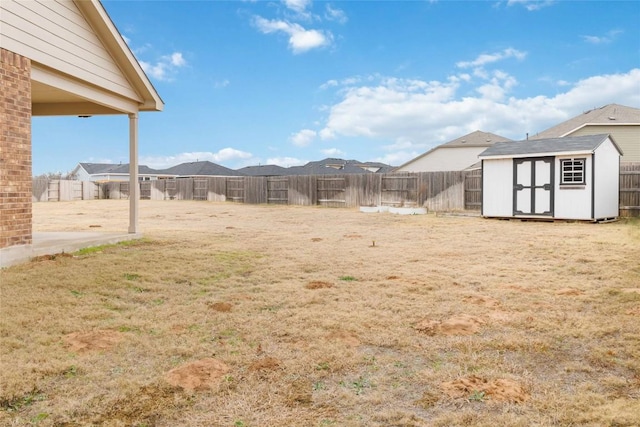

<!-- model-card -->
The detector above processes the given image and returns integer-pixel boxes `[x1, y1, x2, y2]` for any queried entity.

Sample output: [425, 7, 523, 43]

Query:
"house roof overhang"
[30, 0, 163, 116]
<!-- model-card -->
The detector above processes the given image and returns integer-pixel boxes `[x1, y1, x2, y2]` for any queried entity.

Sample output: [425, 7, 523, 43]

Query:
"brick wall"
[0, 48, 32, 248]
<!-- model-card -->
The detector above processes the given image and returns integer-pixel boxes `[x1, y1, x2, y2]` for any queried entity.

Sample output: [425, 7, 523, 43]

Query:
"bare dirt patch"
[165, 358, 230, 392]
[440, 375, 529, 403]
[249, 357, 281, 372]
[326, 330, 361, 347]
[556, 288, 584, 296]
[63, 330, 123, 353]
[208, 301, 233, 312]
[415, 314, 485, 336]
[305, 281, 334, 289]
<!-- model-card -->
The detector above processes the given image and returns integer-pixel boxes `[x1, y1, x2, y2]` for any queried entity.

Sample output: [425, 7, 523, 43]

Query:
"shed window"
[560, 158, 586, 185]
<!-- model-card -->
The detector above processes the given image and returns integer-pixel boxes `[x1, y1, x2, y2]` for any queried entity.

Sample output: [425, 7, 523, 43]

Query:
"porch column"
[128, 112, 139, 233]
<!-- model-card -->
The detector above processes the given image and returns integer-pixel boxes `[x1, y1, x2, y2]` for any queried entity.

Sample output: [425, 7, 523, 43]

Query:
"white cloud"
[253, 16, 332, 53]
[139, 51, 187, 82]
[456, 48, 526, 69]
[321, 148, 345, 156]
[290, 129, 317, 146]
[506, 0, 555, 11]
[214, 79, 230, 89]
[141, 148, 253, 169]
[582, 29, 623, 45]
[314, 68, 640, 150]
[325, 4, 347, 24]
[283, 0, 311, 14]
[266, 156, 307, 167]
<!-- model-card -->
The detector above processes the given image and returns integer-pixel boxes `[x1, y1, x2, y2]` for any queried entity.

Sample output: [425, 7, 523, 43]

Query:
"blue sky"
[33, 0, 640, 175]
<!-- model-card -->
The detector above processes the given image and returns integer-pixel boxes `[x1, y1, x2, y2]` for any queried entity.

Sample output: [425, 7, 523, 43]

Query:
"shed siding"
[482, 159, 512, 217]
[0, 0, 140, 102]
[397, 147, 487, 172]
[569, 125, 639, 162]
[554, 155, 593, 220]
[593, 140, 620, 219]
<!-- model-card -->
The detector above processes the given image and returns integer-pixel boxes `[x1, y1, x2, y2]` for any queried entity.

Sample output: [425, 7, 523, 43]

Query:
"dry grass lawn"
[1, 200, 639, 426]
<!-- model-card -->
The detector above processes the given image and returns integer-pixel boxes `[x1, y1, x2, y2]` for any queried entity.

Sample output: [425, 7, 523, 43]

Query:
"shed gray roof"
[531, 103, 640, 139]
[159, 161, 245, 177]
[479, 134, 622, 158]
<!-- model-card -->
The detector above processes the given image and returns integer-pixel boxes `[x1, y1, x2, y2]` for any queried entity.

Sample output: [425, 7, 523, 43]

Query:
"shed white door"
[513, 157, 554, 216]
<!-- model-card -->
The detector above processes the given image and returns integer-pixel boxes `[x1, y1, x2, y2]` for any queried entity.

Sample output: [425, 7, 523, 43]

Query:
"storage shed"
[478, 134, 622, 221]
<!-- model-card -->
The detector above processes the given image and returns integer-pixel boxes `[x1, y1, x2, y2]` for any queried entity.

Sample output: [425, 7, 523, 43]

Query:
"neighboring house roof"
[237, 158, 394, 176]
[531, 104, 640, 140]
[237, 165, 288, 176]
[76, 162, 168, 175]
[159, 161, 245, 177]
[479, 134, 622, 159]
[292, 158, 393, 175]
[396, 130, 512, 171]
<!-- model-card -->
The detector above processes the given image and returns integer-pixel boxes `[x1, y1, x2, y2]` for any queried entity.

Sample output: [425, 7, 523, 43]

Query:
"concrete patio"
[0, 231, 142, 268]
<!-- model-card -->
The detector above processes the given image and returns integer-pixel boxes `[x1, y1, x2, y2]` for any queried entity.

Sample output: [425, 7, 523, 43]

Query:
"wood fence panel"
[226, 177, 245, 202]
[267, 177, 288, 204]
[149, 180, 165, 200]
[620, 162, 640, 217]
[318, 175, 346, 207]
[164, 179, 178, 200]
[245, 176, 267, 204]
[207, 177, 227, 202]
[289, 175, 317, 206]
[381, 174, 418, 206]
[32, 179, 49, 201]
[175, 179, 193, 200]
[140, 182, 152, 200]
[193, 179, 208, 201]
[464, 170, 482, 210]
[47, 181, 59, 201]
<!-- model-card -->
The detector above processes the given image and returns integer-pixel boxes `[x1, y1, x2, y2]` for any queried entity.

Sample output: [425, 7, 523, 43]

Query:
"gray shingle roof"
[159, 161, 245, 177]
[479, 134, 620, 158]
[79, 163, 164, 175]
[237, 165, 288, 176]
[531, 104, 640, 139]
[442, 130, 512, 148]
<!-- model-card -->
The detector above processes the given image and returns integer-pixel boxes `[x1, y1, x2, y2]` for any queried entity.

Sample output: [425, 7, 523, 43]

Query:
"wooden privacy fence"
[620, 162, 640, 217]
[31, 165, 640, 216]
[94, 171, 470, 210]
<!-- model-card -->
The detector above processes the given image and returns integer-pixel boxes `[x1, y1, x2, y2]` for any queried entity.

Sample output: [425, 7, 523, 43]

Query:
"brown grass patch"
[1, 200, 638, 426]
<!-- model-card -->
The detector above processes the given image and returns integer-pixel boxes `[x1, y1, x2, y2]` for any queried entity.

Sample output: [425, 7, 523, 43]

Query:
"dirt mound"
[326, 331, 361, 347]
[464, 295, 500, 308]
[556, 288, 584, 296]
[64, 330, 123, 353]
[441, 375, 528, 403]
[249, 357, 281, 372]
[208, 302, 232, 312]
[306, 281, 334, 289]
[165, 358, 230, 392]
[415, 315, 485, 336]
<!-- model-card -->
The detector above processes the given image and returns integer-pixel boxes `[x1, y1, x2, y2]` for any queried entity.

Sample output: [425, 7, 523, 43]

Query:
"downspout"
[128, 112, 139, 233]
